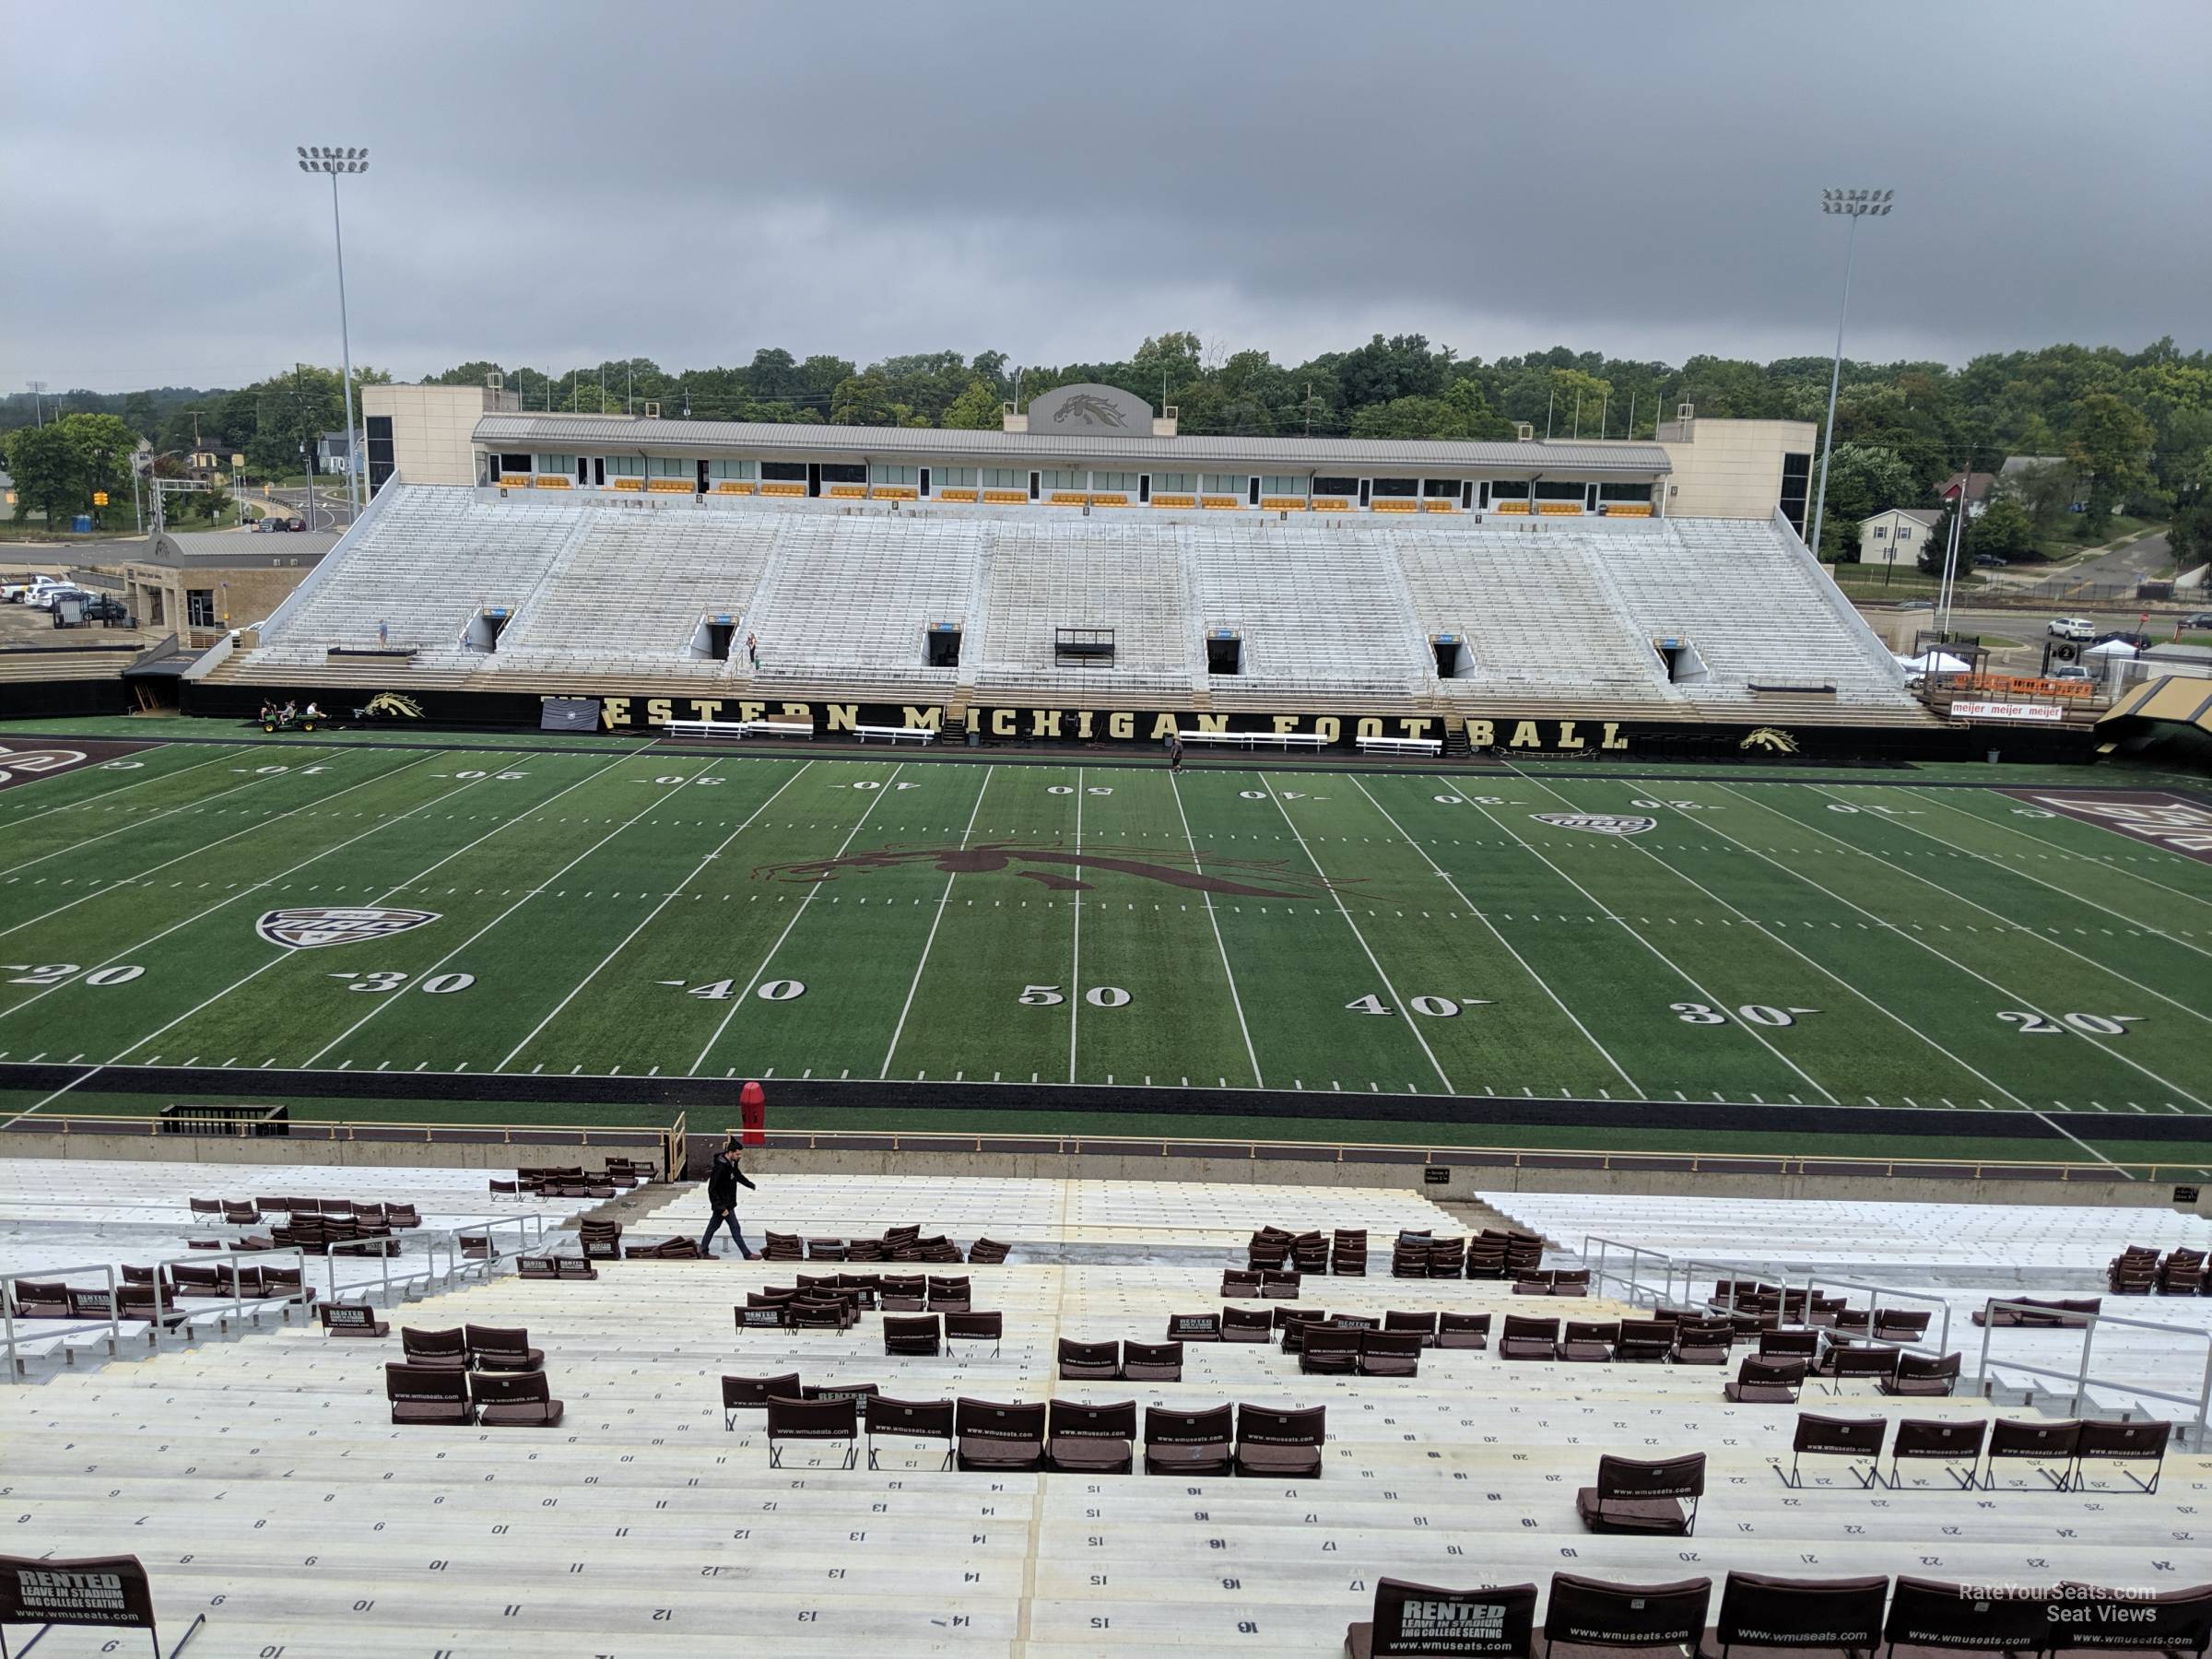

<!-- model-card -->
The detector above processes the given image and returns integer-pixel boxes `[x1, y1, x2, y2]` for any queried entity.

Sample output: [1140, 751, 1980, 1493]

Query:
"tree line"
[7, 335, 2206, 563]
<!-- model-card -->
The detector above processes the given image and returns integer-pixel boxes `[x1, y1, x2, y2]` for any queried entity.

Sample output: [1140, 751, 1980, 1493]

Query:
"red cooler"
[738, 1079, 766, 1147]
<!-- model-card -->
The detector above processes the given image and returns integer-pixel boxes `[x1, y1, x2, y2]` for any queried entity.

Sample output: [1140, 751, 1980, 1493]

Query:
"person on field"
[1167, 732, 1183, 772]
[700, 1138, 758, 1259]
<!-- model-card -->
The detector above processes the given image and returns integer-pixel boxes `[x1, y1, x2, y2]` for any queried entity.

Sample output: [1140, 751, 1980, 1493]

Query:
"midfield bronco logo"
[753, 842, 1353, 899]
[255, 907, 441, 949]
[1530, 812, 1657, 837]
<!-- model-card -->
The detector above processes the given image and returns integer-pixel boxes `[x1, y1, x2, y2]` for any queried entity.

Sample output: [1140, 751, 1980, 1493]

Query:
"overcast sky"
[4, 0, 2207, 394]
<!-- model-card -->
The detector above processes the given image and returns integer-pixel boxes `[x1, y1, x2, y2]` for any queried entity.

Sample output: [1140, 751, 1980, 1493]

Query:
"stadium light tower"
[298, 146, 369, 517]
[1806, 187, 1893, 565]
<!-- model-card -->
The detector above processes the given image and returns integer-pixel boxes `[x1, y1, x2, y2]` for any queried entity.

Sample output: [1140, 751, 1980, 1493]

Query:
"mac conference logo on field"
[255, 907, 441, 949]
[1530, 812, 1657, 837]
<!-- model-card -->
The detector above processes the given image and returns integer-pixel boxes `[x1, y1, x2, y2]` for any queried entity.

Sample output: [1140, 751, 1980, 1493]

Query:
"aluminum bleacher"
[219, 485, 1925, 722]
[1, 1165, 2201, 1652]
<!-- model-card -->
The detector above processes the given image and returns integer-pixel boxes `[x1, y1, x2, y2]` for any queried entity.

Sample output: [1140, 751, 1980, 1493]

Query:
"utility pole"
[29, 382, 46, 427]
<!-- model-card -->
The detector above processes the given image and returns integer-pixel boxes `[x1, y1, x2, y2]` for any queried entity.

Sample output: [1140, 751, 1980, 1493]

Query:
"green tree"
[4, 423, 78, 528]
[941, 379, 1004, 430]
[1811, 442, 1916, 561]
[2064, 391, 2155, 525]
[1965, 498, 2036, 564]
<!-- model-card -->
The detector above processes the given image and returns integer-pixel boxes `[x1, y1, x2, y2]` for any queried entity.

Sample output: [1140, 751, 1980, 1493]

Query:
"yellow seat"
[1150, 494, 1196, 509]
[532, 476, 571, 489]
[712, 481, 757, 495]
[1423, 500, 1455, 512]
[1537, 501, 1583, 515]
[648, 477, 691, 493]
[1493, 500, 1529, 514]
[936, 488, 977, 502]
[498, 475, 532, 489]
[982, 489, 1028, 504]
[609, 477, 644, 491]
[1371, 498, 1416, 512]
[1200, 496, 1242, 510]
[1310, 497, 1349, 512]
[1088, 494, 1128, 507]
[1605, 503, 1653, 518]
[1260, 497, 1307, 512]
[762, 483, 806, 497]
[829, 485, 867, 499]
[873, 486, 918, 500]
[1049, 491, 1088, 505]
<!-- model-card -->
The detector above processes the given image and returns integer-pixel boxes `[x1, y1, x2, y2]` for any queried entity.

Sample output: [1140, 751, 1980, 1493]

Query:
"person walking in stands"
[747, 631, 759, 671]
[1167, 732, 1183, 772]
[377, 618, 389, 650]
[700, 1138, 758, 1259]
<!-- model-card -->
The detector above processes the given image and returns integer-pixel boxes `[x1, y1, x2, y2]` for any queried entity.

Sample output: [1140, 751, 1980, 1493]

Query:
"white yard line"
[1847, 783, 2212, 938]
[0, 752, 447, 1030]
[1257, 772, 1454, 1095]
[1348, 774, 1639, 1098]
[1715, 782, 2209, 1025]
[1897, 782, 2212, 913]
[499, 760, 816, 1072]
[1068, 765, 1083, 1084]
[1, 743, 242, 828]
[1512, 771, 2041, 1114]
[0, 749, 418, 944]
[1168, 770, 1262, 1088]
[1657, 782, 2209, 1112]
[0, 746, 353, 883]
[1465, 769, 1839, 1104]
[876, 765, 994, 1081]
[301, 750, 726, 1068]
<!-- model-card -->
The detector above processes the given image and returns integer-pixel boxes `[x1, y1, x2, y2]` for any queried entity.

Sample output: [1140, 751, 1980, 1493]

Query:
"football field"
[2, 732, 2209, 1160]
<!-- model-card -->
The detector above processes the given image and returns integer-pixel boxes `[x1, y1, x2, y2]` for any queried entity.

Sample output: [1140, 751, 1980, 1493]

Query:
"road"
[1983, 528, 2171, 601]
[259, 482, 356, 534]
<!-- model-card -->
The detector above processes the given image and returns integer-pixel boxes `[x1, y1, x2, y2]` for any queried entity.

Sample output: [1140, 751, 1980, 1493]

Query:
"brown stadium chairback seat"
[2046, 1582, 2212, 1659]
[1540, 1572, 1712, 1659]
[1332, 1230, 1368, 1277]
[1575, 1452, 1706, 1536]
[943, 1311, 1002, 1358]
[318, 1301, 388, 1338]
[1234, 1404, 1324, 1479]
[865, 1395, 954, 1470]
[1759, 1329, 1820, 1361]
[1385, 1310, 1440, 1347]
[2109, 1247, 2159, 1295]
[472, 1369, 563, 1427]
[1883, 1576, 2056, 1659]
[955, 1398, 1047, 1473]
[400, 1326, 469, 1371]
[1782, 1413, 1886, 1488]
[965, 1238, 1011, 1265]
[1817, 1341, 1902, 1393]
[1438, 1312, 1492, 1350]
[1223, 1306, 1275, 1343]
[879, 1275, 927, 1311]
[2074, 1419, 2171, 1494]
[1359, 1331, 1423, 1377]
[722, 1372, 801, 1430]
[1883, 1418, 1987, 1490]
[1220, 1268, 1263, 1298]
[1613, 1319, 1671, 1363]
[1724, 1355, 1808, 1405]
[1300, 1326, 1363, 1375]
[1121, 1340, 1184, 1382]
[1168, 1312, 1223, 1343]
[1878, 1352, 1961, 1397]
[1673, 1317, 1735, 1366]
[1983, 1418, 2084, 1492]
[465, 1324, 544, 1372]
[1144, 1404, 1234, 1477]
[1706, 1570, 1889, 1659]
[1048, 1399, 1136, 1476]
[1500, 1315, 1559, 1360]
[1347, 1575, 1536, 1659]
[8, 1282, 75, 1319]
[1058, 1338, 1123, 1381]
[1558, 1320, 1619, 1362]
[766, 1396, 859, 1468]
[883, 1314, 942, 1356]
[1262, 1270, 1303, 1299]
[1973, 1296, 2100, 1329]
[385, 1362, 473, 1425]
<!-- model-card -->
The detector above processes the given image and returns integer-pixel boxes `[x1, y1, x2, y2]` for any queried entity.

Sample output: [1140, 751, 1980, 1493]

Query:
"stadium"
[4, 370, 2209, 1653]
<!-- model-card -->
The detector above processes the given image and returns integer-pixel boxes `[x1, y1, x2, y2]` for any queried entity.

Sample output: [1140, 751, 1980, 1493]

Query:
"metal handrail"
[3, 1244, 312, 1382]
[6, 1112, 2201, 1183]
[1581, 1235, 1676, 1308]
[1667, 1256, 1952, 1355]
[1974, 1297, 2212, 1449]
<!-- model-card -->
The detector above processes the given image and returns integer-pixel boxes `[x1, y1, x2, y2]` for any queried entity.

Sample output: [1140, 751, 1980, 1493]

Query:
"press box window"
[1371, 477, 1418, 497]
[981, 468, 1026, 489]
[869, 465, 919, 486]
[761, 461, 807, 482]
[819, 463, 865, 485]
[937, 466, 978, 488]
[707, 460, 758, 480]
[1598, 482, 1653, 501]
[646, 457, 690, 477]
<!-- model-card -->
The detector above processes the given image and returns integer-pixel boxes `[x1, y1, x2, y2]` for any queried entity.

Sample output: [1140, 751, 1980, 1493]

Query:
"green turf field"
[2, 732, 2208, 1160]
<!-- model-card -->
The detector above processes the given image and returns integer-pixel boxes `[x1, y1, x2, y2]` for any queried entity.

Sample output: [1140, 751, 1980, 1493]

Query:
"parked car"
[0, 573, 59, 603]
[1898, 598, 1933, 610]
[2092, 629, 2152, 651]
[81, 594, 131, 625]
[2184, 612, 2212, 629]
[2046, 616, 2096, 641]
[2050, 665, 2094, 682]
[1972, 553, 2008, 568]
[29, 582, 88, 611]
[283, 516, 307, 532]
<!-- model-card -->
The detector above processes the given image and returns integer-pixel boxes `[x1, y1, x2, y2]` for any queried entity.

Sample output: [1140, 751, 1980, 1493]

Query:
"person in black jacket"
[700, 1140, 758, 1259]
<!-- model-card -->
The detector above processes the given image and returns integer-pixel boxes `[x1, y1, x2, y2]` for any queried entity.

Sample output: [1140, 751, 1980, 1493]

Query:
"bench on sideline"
[1177, 728, 1326, 750]
[662, 718, 814, 742]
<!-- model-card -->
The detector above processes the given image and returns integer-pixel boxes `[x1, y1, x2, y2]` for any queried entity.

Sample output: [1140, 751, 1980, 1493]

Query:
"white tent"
[2083, 640, 2138, 658]
[1896, 651, 1971, 674]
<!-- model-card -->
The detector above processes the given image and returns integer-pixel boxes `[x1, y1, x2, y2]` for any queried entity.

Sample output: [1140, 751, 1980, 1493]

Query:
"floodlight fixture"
[297, 145, 371, 513]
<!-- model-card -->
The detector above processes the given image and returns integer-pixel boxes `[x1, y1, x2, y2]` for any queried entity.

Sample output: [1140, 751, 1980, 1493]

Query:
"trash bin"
[1986, 748, 2000, 765]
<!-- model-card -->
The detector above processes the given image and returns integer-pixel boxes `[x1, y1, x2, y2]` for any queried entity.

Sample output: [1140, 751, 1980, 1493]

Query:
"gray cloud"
[3, 0, 2206, 393]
